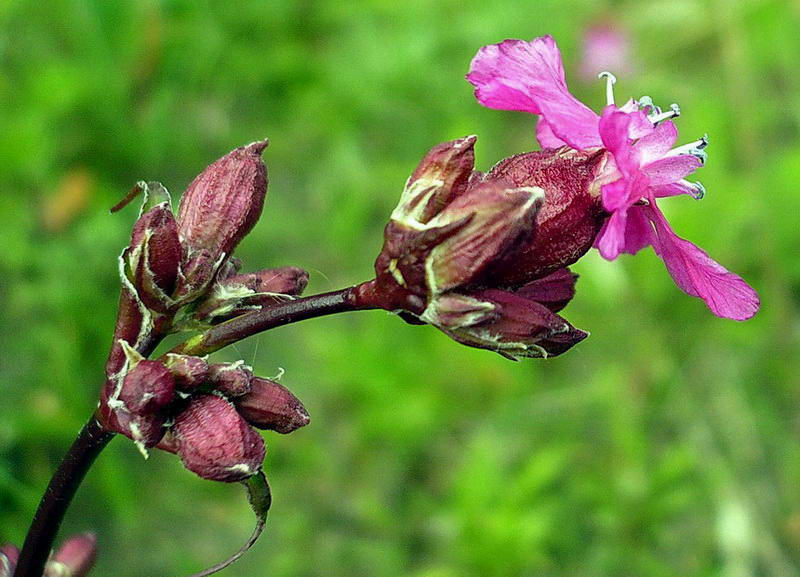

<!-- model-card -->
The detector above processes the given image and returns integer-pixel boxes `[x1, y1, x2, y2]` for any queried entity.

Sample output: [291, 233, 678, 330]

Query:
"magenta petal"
[536, 117, 567, 148]
[644, 155, 702, 186]
[595, 209, 629, 260]
[467, 36, 601, 149]
[648, 206, 760, 320]
[652, 180, 702, 198]
[621, 205, 653, 255]
[636, 120, 678, 163]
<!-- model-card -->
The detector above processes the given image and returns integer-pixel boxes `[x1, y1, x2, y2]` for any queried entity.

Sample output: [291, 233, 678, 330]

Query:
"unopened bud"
[423, 288, 587, 359]
[208, 361, 253, 397]
[369, 137, 543, 312]
[118, 360, 176, 414]
[234, 377, 310, 434]
[0, 544, 19, 577]
[174, 395, 266, 482]
[172, 248, 218, 304]
[124, 183, 182, 312]
[515, 268, 578, 312]
[46, 533, 97, 577]
[194, 266, 309, 323]
[394, 135, 476, 225]
[164, 354, 209, 391]
[177, 140, 269, 262]
[479, 147, 608, 286]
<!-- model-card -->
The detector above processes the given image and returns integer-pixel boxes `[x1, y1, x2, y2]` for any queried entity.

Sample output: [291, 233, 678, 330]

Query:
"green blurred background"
[1, 0, 799, 575]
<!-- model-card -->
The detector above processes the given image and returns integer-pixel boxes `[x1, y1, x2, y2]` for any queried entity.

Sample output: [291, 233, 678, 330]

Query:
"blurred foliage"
[1, 0, 799, 575]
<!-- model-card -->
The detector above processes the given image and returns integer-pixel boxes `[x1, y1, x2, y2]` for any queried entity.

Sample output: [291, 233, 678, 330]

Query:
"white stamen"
[598, 71, 617, 105]
[638, 95, 655, 110]
[668, 134, 710, 163]
[650, 103, 681, 124]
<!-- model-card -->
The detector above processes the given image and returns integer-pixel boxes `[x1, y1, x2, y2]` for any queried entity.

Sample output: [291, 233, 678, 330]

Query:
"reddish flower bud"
[172, 248, 217, 304]
[367, 136, 543, 312]
[234, 377, 310, 434]
[477, 147, 608, 286]
[515, 268, 578, 312]
[118, 360, 176, 414]
[177, 140, 269, 262]
[47, 533, 97, 577]
[100, 349, 175, 450]
[124, 183, 182, 312]
[194, 266, 309, 324]
[421, 287, 587, 359]
[208, 361, 253, 397]
[174, 395, 265, 482]
[163, 353, 209, 391]
[0, 544, 19, 577]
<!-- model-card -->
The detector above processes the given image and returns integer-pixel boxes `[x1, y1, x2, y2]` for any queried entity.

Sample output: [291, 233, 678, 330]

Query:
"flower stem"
[13, 415, 114, 577]
[171, 284, 377, 357]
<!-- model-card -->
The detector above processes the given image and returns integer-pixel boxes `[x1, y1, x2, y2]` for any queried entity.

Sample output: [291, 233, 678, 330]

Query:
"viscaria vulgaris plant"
[8, 35, 759, 577]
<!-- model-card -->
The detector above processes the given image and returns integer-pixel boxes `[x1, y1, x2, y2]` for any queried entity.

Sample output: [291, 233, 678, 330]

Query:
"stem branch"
[172, 285, 376, 357]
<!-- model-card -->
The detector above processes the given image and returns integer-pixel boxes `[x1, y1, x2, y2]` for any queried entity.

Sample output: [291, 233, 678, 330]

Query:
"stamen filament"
[598, 71, 617, 106]
[650, 103, 681, 124]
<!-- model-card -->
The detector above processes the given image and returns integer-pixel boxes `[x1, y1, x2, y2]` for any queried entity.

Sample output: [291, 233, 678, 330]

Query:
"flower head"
[467, 35, 759, 320]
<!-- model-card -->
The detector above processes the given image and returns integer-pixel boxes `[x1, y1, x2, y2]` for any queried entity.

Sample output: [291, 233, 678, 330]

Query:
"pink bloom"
[579, 24, 634, 82]
[467, 36, 759, 320]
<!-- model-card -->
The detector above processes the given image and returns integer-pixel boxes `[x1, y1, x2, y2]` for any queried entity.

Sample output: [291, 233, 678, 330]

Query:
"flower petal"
[636, 120, 678, 163]
[535, 117, 567, 148]
[595, 207, 629, 260]
[648, 206, 760, 320]
[467, 36, 601, 149]
[644, 154, 702, 186]
[652, 180, 703, 198]
[620, 204, 653, 255]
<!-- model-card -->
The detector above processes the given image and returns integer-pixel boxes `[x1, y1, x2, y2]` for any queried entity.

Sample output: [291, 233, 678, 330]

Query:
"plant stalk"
[13, 416, 114, 577]
[172, 285, 376, 357]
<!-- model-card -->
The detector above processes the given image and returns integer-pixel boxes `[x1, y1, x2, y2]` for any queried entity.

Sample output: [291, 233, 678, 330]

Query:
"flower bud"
[422, 287, 587, 359]
[194, 266, 309, 324]
[369, 137, 543, 312]
[234, 377, 310, 434]
[46, 533, 97, 577]
[177, 140, 269, 263]
[124, 183, 182, 312]
[172, 248, 217, 304]
[118, 360, 176, 414]
[101, 349, 175, 450]
[174, 395, 266, 482]
[515, 268, 578, 312]
[163, 353, 209, 391]
[0, 544, 19, 577]
[478, 147, 608, 286]
[208, 361, 253, 397]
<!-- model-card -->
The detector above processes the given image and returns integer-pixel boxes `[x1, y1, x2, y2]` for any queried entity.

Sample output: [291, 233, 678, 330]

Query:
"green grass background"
[1, 0, 799, 575]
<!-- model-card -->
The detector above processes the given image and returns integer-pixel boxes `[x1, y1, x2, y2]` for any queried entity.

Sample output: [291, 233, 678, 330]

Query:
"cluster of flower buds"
[105, 141, 290, 377]
[1, 533, 96, 577]
[101, 141, 312, 482]
[357, 135, 602, 358]
[100, 345, 310, 482]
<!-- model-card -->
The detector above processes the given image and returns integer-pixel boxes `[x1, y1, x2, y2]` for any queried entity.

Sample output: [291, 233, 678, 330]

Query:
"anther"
[669, 134, 710, 160]
[598, 71, 617, 106]
[691, 181, 706, 200]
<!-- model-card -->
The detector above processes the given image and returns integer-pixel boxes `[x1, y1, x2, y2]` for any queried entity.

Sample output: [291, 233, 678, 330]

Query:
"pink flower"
[579, 24, 634, 82]
[467, 35, 759, 320]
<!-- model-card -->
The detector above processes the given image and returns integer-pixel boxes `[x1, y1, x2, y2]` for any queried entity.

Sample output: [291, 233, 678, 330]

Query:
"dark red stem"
[13, 416, 114, 577]
[171, 285, 377, 357]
